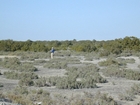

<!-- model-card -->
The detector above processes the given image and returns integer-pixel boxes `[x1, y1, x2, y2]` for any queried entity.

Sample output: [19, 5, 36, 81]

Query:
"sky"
[0, 0, 140, 41]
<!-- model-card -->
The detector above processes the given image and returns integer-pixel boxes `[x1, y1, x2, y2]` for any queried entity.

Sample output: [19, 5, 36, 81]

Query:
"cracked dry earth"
[0, 55, 140, 105]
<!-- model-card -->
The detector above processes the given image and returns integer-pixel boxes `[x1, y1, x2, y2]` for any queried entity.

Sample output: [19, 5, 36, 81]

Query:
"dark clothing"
[50, 49, 55, 53]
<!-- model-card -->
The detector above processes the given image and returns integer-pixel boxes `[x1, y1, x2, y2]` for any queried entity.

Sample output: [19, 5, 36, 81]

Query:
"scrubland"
[0, 50, 140, 105]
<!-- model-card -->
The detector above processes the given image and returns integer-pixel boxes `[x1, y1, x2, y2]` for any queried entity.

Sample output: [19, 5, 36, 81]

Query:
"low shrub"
[19, 63, 38, 72]
[44, 59, 68, 69]
[18, 77, 34, 86]
[34, 77, 46, 87]
[0, 83, 3, 87]
[48, 65, 106, 89]
[1, 57, 38, 72]
[49, 76, 97, 89]
[98, 58, 120, 67]
[4, 71, 38, 80]
[138, 65, 140, 69]
[102, 66, 140, 80]
[66, 65, 106, 83]
[6, 88, 51, 105]
[69, 91, 118, 105]
[119, 84, 140, 101]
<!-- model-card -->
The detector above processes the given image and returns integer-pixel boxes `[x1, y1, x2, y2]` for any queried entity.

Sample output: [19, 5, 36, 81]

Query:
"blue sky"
[0, 0, 140, 41]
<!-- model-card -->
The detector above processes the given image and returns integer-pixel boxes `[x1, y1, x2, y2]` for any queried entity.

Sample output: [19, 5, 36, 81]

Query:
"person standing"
[50, 47, 55, 59]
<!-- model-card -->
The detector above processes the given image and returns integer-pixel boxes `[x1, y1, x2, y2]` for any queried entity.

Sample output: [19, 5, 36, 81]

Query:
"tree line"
[0, 36, 140, 54]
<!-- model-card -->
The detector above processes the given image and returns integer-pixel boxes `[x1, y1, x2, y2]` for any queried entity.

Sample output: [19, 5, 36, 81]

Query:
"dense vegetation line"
[0, 36, 140, 54]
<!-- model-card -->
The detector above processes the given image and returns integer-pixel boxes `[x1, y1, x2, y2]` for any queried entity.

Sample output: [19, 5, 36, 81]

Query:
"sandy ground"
[0, 55, 140, 105]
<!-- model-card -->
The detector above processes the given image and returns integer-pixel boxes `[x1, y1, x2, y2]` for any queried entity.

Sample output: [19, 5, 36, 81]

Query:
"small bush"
[4, 71, 38, 80]
[99, 50, 110, 57]
[34, 77, 46, 87]
[0, 83, 3, 87]
[44, 59, 68, 69]
[69, 91, 118, 105]
[1, 57, 38, 72]
[138, 65, 140, 69]
[13, 86, 28, 95]
[101, 66, 140, 80]
[99, 58, 120, 67]
[55, 76, 97, 89]
[18, 77, 34, 86]
[119, 84, 140, 101]
[19, 63, 38, 72]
